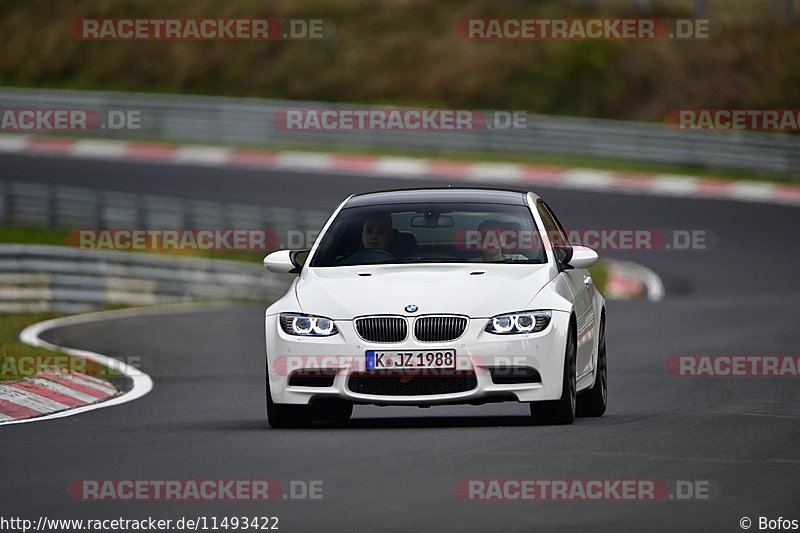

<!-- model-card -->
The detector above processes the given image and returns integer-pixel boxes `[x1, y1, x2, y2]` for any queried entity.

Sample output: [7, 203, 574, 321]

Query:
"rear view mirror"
[410, 215, 455, 228]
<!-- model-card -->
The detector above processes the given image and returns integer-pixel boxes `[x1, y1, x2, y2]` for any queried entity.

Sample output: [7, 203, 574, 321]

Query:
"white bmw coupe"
[264, 188, 606, 427]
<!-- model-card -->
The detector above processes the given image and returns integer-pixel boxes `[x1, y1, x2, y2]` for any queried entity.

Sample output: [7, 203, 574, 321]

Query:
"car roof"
[345, 187, 539, 207]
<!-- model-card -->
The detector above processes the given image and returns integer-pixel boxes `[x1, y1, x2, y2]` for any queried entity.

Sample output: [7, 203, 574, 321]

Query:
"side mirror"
[263, 249, 309, 274]
[567, 246, 599, 269]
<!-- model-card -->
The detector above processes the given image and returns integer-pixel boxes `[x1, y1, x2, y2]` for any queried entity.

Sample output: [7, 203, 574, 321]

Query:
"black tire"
[266, 379, 312, 429]
[577, 316, 607, 417]
[311, 399, 353, 422]
[530, 321, 576, 425]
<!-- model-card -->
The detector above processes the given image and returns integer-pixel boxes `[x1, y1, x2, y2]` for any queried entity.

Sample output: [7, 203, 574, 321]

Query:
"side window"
[537, 200, 572, 265]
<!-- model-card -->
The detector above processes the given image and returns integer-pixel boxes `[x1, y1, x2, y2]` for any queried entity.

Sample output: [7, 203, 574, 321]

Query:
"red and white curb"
[1, 134, 799, 207]
[0, 307, 155, 426]
[0, 369, 117, 422]
[604, 258, 665, 302]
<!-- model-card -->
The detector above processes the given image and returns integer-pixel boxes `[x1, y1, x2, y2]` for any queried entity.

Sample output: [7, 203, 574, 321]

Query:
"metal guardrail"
[0, 244, 292, 313]
[0, 179, 328, 237]
[1, 87, 798, 176]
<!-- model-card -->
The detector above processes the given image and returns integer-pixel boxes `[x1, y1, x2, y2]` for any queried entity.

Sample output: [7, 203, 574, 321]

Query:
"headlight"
[280, 313, 339, 336]
[485, 310, 551, 335]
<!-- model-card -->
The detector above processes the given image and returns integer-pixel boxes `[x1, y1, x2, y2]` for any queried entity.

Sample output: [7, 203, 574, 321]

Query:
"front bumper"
[265, 311, 571, 405]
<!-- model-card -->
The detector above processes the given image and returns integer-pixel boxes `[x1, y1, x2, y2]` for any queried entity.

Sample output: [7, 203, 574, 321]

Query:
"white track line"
[0, 134, 31, 152]
[466, 163, 524, 182]
[173, 146, 232, 166]
[563, 169, 617, 191]
[275, 151, 334, 170]
[71, 139, 129, 159]
[372, 157, 431, 177]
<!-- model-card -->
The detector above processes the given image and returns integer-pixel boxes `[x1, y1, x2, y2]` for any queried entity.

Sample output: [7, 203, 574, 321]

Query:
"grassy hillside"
[1, 0, 798, 121]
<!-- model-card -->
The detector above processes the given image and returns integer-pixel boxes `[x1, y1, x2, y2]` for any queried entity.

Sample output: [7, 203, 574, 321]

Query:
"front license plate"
[366, 350, 456, 370]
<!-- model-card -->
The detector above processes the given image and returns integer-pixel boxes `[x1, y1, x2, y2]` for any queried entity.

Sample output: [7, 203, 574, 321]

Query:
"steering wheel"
[339, 248, 396, 265]
[417, 252, 457, 259]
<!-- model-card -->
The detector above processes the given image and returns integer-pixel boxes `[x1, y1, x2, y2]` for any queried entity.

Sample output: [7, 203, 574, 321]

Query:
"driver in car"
[334, 214, 396, 265]
[362, 214, 394, 251]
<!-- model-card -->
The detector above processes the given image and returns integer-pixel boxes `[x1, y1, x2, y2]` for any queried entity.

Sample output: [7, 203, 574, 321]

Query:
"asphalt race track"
[2, 153, 800, 532]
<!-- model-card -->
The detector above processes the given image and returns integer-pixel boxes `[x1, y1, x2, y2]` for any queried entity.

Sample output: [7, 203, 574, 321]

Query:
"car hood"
[295, 263, 553, 319]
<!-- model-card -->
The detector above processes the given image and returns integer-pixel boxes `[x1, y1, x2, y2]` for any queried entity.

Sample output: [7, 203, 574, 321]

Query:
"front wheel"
[266, 380, 312, 429]
[577, 317, 607, 417]
[530, 322, 576, 425]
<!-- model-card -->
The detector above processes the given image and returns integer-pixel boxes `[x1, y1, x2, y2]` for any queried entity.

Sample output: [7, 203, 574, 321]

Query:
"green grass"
[0, 227, 74, 246]
[589, 261, 609, 296]
[0, 313, 119, 381]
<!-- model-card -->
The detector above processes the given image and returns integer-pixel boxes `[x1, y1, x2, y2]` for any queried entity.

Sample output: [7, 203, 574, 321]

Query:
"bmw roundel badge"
[405, 304, 418, 313]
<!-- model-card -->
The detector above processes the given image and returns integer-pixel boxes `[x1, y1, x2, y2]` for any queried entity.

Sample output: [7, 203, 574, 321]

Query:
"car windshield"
[310, 202, 547, 267]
